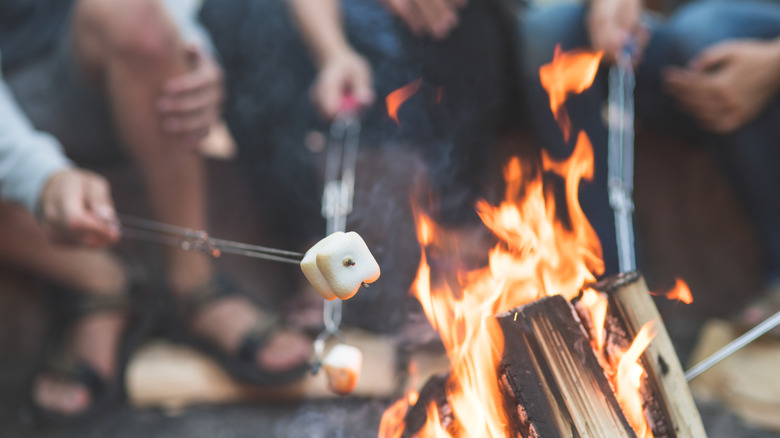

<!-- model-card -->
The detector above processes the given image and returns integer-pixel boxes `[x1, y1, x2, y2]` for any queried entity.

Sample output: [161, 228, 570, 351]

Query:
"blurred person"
[521, 0, 780, 305]
[664, 0, 780, 329]
[266, 0, 522, 332]
[1, 0, 310, 420]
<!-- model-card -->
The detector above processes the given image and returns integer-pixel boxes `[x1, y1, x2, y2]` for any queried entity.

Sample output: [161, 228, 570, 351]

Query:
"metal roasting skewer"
[118, 214, 304, 264]
[312, 103, 362, 374]
[608, 47, 637, 273]
[685, 310, 780, 381]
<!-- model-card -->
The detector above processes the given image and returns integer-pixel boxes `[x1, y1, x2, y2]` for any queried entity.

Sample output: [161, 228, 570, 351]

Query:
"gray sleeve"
[0, 59, 73, 214]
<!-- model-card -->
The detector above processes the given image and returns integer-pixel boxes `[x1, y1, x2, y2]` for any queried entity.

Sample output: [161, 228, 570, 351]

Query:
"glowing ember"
[664, 278, 693, 304]
[387, 78, 423, 126]
[380, 46, 657, 437]
[614, 321, 658, 438]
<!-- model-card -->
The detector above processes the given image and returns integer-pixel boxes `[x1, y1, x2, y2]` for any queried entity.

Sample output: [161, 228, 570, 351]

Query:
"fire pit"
[378, 47, 705, 438]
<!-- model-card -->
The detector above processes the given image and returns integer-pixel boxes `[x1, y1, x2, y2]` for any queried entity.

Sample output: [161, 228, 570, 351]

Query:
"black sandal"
[167, 274, 310, 386]
[32, 292, 151, 424]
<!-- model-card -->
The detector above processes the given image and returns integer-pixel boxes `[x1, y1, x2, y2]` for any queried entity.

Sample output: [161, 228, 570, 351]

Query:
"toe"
[34, 376, 92, 415]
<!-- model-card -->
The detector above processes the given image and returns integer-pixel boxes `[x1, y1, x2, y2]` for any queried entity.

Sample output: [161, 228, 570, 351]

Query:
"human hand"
[383, 0, 467, 40]
[39, 169, 120, 247]
[156, 43, 224, 150]
[312, 50, 375, 120]
[587, 0, 646, 63]
[664, 39, 780, 133]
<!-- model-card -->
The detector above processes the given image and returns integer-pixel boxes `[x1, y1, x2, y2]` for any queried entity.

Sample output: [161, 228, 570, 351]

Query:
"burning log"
[391, 274, 707, 438]
[497, 295, 635, 437]
[593, 272, 706, 437]
[401, 374, 454, 438]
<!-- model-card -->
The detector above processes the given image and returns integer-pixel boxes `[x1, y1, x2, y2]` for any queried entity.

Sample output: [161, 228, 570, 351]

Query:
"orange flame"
[579, 288, 609, 354]
[378, 390, 419, 438]
[665, 278, 693, 304]
[614, 321, 658, 438]
[387, 78, 423, 126]
[418, 403, 450, 437]
[380, 47, 656, 438]
[539, 45, 602, 141]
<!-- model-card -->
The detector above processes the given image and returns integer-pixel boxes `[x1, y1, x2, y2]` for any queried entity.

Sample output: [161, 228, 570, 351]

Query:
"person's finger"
[385, 0, 425, 35]
[57, 180, 105, 246]
[316, 73, 344, 120]
[350, 62, 375, 108]
[689, 43, 735, 72]
[163, 61, 222, 96]
[157, 83, 223, 115]
[84, 176, 120, 242]
[162, 105, 220, 136]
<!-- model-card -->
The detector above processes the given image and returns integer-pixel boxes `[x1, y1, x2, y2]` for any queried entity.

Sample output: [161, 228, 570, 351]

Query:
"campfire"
[378, 48, 705, 437]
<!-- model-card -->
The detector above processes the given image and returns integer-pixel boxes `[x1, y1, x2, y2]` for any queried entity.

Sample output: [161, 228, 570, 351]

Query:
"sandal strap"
[177, 274, 238, 322]
[46, 357, 105, 398]
[237, 311, 281, 363]
[75, 294, 131, 317]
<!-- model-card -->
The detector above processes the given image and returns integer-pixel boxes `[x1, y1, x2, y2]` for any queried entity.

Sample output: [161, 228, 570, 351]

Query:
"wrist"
[317, 42, 355, 69]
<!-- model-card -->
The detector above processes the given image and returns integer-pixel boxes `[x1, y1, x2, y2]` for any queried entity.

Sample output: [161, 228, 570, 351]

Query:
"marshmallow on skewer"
[300, 231, 380, 300]
[322, 344, 362, 396]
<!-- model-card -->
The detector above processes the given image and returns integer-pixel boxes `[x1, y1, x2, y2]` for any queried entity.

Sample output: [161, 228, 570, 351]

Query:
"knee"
[76, 0, 180, 64]
[668, 1, 735, 63]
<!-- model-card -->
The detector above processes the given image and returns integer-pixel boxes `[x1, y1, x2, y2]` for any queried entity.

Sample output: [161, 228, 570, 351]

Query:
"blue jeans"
[521, 0, 780, 281]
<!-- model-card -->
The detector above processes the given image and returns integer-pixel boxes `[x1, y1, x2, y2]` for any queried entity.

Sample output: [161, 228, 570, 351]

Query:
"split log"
[126, 328, 397, 410]
[498, 295, 636, 437]
[593, 272, 706, 438]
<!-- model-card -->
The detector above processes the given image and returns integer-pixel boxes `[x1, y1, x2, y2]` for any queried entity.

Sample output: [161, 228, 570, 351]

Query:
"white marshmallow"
[300, 231, 380, 300]
[300, 233, 342, 300]
[322, 344, 363, 395]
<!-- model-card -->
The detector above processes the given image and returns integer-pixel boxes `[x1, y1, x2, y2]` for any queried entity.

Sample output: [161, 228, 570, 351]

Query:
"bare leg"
[72, 0, 310, 374]
[73, 0, 211, 292]
[0, 202, 127, 414]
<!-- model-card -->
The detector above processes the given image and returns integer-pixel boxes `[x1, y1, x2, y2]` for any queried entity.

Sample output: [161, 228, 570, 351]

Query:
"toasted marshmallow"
[322, 344, 362, 395]
[300, 231, 380, 300]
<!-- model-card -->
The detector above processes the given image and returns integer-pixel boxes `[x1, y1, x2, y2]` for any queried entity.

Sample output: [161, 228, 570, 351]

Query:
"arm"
[287, 0, 374, 119]
[0, 75, 71, 213]
[0, 70, 118, 246]
[288, 0, 351, 69]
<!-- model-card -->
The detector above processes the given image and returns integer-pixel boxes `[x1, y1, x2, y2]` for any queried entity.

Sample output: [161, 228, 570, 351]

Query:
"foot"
[181, 290, 312, 374]
[32, 304, 127, 415]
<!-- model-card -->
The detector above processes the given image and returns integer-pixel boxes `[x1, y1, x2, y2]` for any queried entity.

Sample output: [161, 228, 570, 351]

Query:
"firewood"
[498, 295, 636, 437]
[126, 328, 396, 410]
[594, 272, 707, 438]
